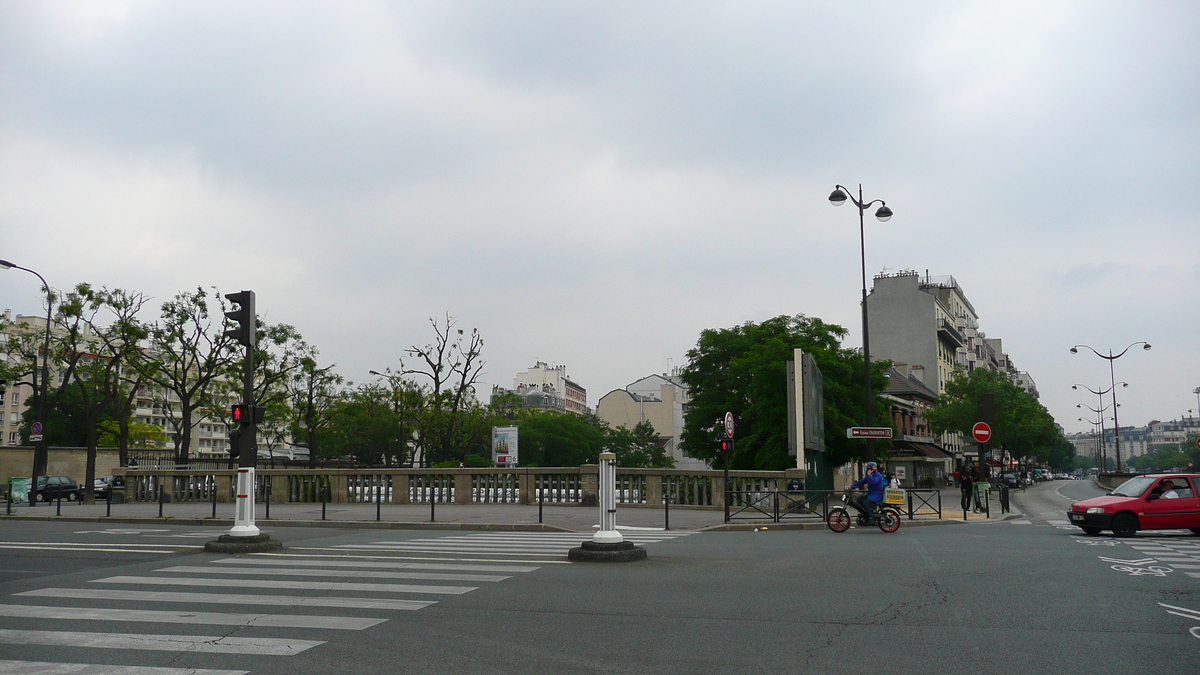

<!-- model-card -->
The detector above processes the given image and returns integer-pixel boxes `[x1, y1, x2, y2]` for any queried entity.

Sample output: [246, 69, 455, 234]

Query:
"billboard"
[491, 426, 519, 466]
[787, 349, 826, 464]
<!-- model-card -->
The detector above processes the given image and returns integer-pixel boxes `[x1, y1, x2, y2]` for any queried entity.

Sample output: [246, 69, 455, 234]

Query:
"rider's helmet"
[865, 462, 877, 470]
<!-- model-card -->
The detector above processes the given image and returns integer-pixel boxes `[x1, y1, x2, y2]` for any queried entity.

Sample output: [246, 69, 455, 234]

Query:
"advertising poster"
[491, 426, 519, 466]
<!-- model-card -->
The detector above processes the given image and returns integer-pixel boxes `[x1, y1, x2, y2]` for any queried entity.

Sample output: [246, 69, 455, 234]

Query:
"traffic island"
[568, 540, 647, 563]
[204, 533, 283, 554]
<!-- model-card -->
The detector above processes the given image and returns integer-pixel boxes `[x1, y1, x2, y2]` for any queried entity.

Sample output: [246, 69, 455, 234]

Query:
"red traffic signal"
[231, 404, 250, 424]
[719, 440, 730, 452]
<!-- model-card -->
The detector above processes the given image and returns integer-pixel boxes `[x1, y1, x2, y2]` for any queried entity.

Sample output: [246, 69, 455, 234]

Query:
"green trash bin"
[7, 477, 29, 504]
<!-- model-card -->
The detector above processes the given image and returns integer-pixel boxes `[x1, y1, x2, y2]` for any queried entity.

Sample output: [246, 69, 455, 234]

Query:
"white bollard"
[593, 452, 623, 544]
[228, 467, 260, 537]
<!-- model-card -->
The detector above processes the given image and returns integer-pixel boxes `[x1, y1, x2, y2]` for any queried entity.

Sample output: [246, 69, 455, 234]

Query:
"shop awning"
[889, 441, 953, 460]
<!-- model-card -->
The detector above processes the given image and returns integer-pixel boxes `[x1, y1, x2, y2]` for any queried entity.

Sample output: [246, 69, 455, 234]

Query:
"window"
[9, 412, 16, 424]
[7, 432, 14, 444]
[10, 392, 17, 405]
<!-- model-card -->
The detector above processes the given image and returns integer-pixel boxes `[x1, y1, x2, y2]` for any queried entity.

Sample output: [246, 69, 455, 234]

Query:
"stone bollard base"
[204, 533, 284, 554]
[568, 540, 647, 563]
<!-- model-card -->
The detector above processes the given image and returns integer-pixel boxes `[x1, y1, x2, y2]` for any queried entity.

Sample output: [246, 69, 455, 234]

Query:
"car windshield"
[1111, 476, 1156, 497]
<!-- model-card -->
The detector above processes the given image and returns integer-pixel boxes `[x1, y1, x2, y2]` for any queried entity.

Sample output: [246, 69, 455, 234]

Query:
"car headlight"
[1086, 507, 1106, 514]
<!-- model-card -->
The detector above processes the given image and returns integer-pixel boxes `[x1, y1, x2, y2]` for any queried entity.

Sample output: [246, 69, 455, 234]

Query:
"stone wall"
[0, 446, 123, 486]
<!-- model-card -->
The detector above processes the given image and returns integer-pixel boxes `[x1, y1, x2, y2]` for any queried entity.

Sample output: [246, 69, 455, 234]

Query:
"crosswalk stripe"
[348, 543, 579, 552]
[1167, 564, 1200, 569]
[157, 565, 509, 583]
[18, 588, 435, 611]
[0, 660, 247, 675]
[218, 557, 538, 573]
[91, 576, 476, 595]
[0, 542, 195, 549]
[1047, 520, 1070, 525]
[0, 605, 384, 630]
[0, 630, 323, 656]
[333, 545, 565, 555]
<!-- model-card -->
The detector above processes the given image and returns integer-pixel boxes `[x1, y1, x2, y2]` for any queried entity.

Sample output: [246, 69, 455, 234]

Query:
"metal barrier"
[905, 489, 942, 520]
[726, 490, 836, 523]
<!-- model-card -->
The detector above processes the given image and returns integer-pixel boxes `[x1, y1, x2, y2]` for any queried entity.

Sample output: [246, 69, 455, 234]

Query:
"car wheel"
[1080, 526, 1102, 535]
[1111, 513, 1138, 538]
[67, 492, 77, 502]
[36, 492, 46, 502]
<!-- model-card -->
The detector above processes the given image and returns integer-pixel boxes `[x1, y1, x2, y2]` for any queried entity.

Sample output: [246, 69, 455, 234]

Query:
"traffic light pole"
[230, 319, 258, 538]
[206, 291, 281, 553]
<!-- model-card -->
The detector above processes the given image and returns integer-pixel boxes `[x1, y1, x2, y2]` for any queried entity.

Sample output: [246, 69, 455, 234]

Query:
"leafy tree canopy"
[679, 314, 890, 470]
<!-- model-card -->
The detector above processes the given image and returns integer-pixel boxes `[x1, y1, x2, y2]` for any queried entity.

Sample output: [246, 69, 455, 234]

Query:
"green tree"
[139, 288, 239, 464]
[289, 356, 344, 468]
[402, 314, 485, 466]
[926, 368, 1063, 468]
[606, 420, 675, 468]
[320, 383, 399, 465]
[517, 411, 606, 466]
[679, 314, 889, 470]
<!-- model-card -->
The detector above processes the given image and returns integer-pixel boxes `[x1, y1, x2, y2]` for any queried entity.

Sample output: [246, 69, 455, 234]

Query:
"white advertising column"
[593, 451, 623, 544]
[229, 467, 260, 537]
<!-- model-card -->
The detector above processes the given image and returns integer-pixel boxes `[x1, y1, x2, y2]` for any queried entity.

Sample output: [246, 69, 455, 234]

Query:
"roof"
[884, 367, 939, 402]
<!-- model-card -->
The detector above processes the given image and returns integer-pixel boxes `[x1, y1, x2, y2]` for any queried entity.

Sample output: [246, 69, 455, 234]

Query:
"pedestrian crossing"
[331, 530, 697, 557]
[0, 545, 542, 674]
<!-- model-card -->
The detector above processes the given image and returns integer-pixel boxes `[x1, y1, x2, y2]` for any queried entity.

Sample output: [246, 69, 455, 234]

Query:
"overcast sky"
[1, 1, 1197, 436]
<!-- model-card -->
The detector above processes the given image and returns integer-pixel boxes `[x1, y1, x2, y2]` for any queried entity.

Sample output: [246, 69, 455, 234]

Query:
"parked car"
[34, 475, 81, 502]
[1068, 474, 1200, 537]
[93, 476, 125, 500]
[998, 473, 1021, 489]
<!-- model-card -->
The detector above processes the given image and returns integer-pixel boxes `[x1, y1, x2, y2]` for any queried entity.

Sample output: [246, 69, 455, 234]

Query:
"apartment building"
[493, 361, 589, 415]
[596, 370, 706, 470]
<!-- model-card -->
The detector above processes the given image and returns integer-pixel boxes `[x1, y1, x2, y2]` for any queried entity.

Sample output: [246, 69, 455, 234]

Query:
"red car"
[1068, 474, 1200, 537]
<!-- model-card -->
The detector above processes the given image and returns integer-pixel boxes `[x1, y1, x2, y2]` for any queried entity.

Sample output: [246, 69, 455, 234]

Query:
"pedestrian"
[953, 469, 961, 488]
[960, 466, 974, 512]
[887, 472, 901, 489]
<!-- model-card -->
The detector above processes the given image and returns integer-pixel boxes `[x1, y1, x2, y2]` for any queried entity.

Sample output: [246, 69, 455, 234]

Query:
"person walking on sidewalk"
[960, 466, 974, 512]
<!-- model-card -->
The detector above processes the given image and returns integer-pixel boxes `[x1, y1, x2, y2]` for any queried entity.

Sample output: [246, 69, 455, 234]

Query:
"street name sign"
[846, 427, 893, 439]
[972, 422, 992, 443]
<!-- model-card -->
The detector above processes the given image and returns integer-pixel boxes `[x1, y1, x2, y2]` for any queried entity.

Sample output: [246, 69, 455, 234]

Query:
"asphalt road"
[1, 481, 1196, 675]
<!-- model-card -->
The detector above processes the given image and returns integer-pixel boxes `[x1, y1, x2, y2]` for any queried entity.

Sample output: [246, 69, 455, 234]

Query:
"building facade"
[596, 370, 706, 470]
[492, 361, 589, 416]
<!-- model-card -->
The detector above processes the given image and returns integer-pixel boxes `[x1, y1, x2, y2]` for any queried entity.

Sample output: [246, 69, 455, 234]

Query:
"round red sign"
[972, 422, 992, 443]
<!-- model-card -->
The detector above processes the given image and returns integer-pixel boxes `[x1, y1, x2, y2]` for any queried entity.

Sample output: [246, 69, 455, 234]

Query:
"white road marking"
[0, 630, 323, 656]
[157, 565, 509, 583]
[0, 546, 179, 554]
[1098, 557, 1157, 565]
[19, 588, 434, 611]
[0, 605, 384, 630]
[1047, 520, 1071, 526]
[91, 575, 476, 595]
[1010, 520, 1031, 525]
[0, 660, 246, 675]
[224, 556, 538, 573]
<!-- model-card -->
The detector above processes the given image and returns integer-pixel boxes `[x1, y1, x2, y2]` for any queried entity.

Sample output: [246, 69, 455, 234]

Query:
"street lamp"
[1077, 401, 1112, 469]
[0, 259, 53, 506]
[1078, 416, 1105, 471]
[1071, 342, 1150, 472]
[830, 184, 892, 462]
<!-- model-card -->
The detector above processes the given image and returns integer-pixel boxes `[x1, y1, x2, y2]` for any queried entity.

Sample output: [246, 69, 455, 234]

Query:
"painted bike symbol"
[1111, 564, 1173, 576]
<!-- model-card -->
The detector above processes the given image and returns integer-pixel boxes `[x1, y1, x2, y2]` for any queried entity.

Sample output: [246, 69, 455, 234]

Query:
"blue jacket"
[852, 470, 887, 502]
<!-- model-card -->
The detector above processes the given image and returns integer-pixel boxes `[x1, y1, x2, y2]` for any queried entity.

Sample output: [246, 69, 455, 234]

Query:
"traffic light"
[224, 291, 256, 348]
[231, 404, 250, 424]
[228, 428, 241, 459]
[719, 439, 730, 454]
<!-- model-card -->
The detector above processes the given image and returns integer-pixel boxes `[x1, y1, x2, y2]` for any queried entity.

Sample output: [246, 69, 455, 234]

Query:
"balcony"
[937, 319, 965, 347]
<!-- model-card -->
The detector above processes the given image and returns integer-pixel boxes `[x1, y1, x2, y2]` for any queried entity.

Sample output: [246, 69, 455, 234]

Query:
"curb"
[702, 518, 969, 531]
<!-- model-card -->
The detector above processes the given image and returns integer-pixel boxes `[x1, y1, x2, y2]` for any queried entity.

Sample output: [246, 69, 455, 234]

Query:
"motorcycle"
[826, 489, 901, 533]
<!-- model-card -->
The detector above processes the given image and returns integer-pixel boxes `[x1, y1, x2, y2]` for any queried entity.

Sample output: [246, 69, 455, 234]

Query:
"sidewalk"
[0, 491, 1010, 531]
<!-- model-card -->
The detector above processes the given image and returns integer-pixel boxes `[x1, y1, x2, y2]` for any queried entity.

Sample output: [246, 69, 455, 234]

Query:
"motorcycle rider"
[851, 461, 887, 518]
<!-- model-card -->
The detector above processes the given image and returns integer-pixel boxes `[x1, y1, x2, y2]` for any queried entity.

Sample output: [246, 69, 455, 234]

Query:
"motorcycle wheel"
[878, 508, 901, 533]
[827, 508, 851, 533]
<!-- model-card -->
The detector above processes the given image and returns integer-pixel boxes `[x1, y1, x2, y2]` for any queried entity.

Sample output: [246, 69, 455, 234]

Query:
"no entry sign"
[972, 422, 992, 444]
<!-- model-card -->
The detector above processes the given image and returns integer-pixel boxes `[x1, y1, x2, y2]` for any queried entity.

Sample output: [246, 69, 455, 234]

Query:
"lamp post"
[829, 184, 892, 462]
[1071, 342, 1150, 472]
[0, 259, 53, 506]
[1078, 416, 1104, 471]
[1077, 402, 1112, 470]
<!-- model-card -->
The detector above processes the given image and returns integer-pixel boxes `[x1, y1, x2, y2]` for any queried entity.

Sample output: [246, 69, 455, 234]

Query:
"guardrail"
[111, 465, 802, 510]
[726, 490, 837, 523]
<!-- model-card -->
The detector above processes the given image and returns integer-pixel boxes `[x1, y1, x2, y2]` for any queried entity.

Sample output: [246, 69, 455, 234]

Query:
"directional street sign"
[972, 422, 993, 444]
[846, 427, 893, 439]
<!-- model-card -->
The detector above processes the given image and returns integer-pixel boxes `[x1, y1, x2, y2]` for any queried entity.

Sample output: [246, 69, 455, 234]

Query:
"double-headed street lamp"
[1078, 416, 1106, 470]
[1071, 342, 1150, 472]
[0, 259, 53, 506]
[1077, 401, 1113, 469]
[829, 184, 892, 462]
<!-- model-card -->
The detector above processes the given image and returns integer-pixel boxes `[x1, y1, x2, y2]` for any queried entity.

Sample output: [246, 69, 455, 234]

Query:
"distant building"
[491, 361, 589, 415]
[882, 365, 952, 487]
[596, 370, 706, 470]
